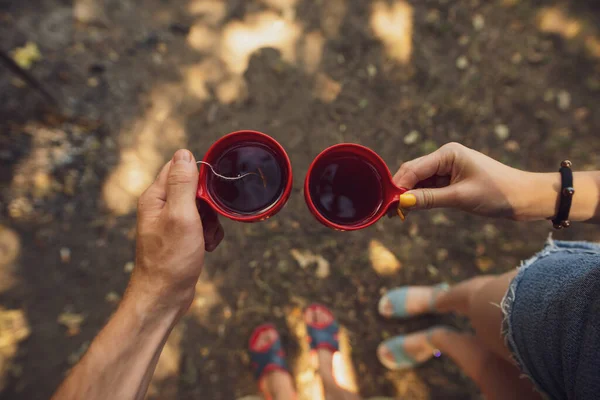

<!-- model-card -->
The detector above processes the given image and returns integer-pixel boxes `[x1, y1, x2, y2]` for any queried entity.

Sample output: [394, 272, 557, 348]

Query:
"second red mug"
[304, 144, 407, 231]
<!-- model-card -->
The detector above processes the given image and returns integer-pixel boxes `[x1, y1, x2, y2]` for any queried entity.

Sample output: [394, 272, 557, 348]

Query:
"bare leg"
[263, 370, 296, 400]
[317, 349, 360, 400]
[434, 270, 517, 362]
[305, 306, 360, 400]
[430, 328, 542, 400]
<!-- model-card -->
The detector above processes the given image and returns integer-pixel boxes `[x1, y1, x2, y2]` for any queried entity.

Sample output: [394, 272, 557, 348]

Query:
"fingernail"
[173, 149, 192, 164]
[399, 193, 417, 208]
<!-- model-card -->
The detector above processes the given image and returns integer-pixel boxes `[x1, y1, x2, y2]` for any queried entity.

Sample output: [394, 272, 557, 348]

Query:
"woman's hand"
[394, 142, 548, 220]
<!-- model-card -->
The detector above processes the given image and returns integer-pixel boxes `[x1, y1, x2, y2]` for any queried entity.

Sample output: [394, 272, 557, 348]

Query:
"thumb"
[166, 149, 199, 210]
[399, 185, 460, 211]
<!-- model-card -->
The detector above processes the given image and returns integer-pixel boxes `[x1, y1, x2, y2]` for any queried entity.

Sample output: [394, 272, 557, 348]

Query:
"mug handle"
[387, 185, 409, 220]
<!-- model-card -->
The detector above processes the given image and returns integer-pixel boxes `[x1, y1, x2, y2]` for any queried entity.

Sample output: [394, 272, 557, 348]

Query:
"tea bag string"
[196, 161, 257, 181]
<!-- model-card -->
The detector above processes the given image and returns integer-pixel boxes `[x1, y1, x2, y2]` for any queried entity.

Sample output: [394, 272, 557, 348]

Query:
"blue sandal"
[305, 303, 340, 353]
[378, 282, 450, 319]
[248, 324, 290, 383]
[377, 326, 445, 370]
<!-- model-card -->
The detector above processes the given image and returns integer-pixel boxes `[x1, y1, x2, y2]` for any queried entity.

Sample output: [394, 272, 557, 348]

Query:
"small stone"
[458, 35, 470, 46]
[123, 261, 134, 273]
[339, 124, 347, 132]
[504, 140, 520, 152]
[483, 224, 499, 239]
[494, 124, 510, 141]
[436, 248, 449, 262]
[557, 90, 571, 111]
[431, 212, 451, 226]
[543, 89, 555, 102]
[403, 130, 420, 145]
[456, 56, 469, 70]
[273, 307, 283, 318]
[425, 9, 441, 24]
[87, 77, 99, 87]
[511, 52, 523, 64]
[60, 247, 71, 263]
[105, 292, 120, 304]
[426, 264, 439, 277]
[358, 98, 369, 108]
[367, 64, 377, 77]
[472, 14, 485, 31]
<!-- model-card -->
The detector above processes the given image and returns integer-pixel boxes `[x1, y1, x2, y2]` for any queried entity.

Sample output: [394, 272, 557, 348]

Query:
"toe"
[378, 295, 393, 318]
[377, 343, 398, 370]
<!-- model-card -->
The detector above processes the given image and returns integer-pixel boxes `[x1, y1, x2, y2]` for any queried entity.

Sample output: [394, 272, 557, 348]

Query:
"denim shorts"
[501, 237, 600, 400]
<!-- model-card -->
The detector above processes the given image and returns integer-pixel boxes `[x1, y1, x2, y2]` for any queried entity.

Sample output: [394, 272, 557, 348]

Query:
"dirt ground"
[1, 0, 600, 399]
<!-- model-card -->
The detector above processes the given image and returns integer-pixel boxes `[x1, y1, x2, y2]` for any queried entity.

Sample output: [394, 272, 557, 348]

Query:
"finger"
[138, 161, 172, 213]
[393, 146, 456, 189]
[400, 184, 461, 211]
[166, 149, 199, 212]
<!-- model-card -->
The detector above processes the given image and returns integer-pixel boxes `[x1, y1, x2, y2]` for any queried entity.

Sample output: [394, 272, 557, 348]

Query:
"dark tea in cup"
[305, 144, 406, 230]
[208, 143, 285, 215]
[197, 131, 293, 222]
[308, 155, 384, 225]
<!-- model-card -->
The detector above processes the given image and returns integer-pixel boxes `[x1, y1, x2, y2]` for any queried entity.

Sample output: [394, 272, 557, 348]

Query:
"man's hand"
[130, 149, 224, 313]
[52, 149, 224, 400]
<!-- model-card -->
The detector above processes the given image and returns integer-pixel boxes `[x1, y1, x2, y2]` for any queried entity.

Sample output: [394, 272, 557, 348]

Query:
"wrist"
[512, 172, 561, 221]
[124, 270, 195, 322]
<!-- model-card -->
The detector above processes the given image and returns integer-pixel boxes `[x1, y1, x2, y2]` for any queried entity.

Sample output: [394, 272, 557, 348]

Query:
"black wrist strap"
[552, 160, 574, 229]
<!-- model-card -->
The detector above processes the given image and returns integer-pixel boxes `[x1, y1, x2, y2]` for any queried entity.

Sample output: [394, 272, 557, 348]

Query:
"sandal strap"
[306, 320, 340, 352]
[249, 329, 289, 381]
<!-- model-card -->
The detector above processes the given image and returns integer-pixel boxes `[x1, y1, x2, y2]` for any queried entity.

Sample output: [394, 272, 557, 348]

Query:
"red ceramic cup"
[196, 130, 293, 222]
[304, 143, 407, 231]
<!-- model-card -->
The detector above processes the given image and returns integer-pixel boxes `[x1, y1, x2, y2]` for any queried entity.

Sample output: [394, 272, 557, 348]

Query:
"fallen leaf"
[58, 312, 85, 336]
[403, 130, 420, 145]
[476, 257, 494, 272]
[11, 42, 42, 69]
[60, 247, 71, 263]
[314, 72, 342, 103]
[290, 249, 331, 279]
[315, 258, 330, 279]
[0, 308, 30, 350]
[369, 240, 401, 276]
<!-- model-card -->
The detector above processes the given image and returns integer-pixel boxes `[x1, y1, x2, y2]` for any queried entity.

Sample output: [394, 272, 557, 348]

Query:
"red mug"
[196, 130, 293, 222]
[304, 143, 407, 231]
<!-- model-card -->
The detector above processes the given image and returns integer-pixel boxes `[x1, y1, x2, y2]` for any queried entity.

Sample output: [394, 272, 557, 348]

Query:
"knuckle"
[168, 169, 195, 185]
[442, 142, 466, 154]
[167, 208, 196, 227]
[420, 188, 436, 209]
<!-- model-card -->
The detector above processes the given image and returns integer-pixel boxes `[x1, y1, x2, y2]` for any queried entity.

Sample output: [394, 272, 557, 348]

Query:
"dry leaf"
[369, 240, 401, 276]
[476, 257, 494, 272]
[290, 249, 330, 279]
[313, 72, 342, 103]
[11, 42, 42, 70]
[58, 312, 85, 336]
